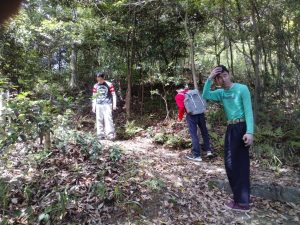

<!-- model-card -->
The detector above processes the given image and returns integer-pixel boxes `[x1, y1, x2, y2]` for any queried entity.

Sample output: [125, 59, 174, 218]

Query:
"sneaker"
[206, 151, 213, 157]
[106, 136, 115, 141]
[185, 154, 202, 162]
[224, 201, 250, 212]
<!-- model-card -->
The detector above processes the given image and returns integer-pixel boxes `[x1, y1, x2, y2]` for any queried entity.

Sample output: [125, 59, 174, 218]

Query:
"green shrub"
[153, 133, 167, 145]
[164, 134, 191, 149]
[154, 132, 191, 149]
[109, 145, 122, 162]
[116, 120, 143, 140]
[54, 128, 102, 159]
[0, 179, 9, 211]
[91, 182, 107, 199]
[142, 178, 165, 191]
[254, 125, 300, 167]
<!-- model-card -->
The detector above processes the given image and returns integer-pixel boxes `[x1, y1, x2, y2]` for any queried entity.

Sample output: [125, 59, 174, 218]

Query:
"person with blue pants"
[175, 84, 212, 162]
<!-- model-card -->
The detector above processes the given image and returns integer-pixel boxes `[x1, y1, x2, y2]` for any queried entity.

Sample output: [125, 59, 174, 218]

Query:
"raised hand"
[209, 66, 223, 80]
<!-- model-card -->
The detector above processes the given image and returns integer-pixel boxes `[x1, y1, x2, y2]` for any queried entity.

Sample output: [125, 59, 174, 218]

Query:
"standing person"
[92, 72, 117, 140]
[203, 65, 254, 212]
[175, 84, 212, 162]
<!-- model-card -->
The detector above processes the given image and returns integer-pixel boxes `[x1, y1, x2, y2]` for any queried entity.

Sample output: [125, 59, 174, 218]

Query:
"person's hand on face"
[209, 67, 223, 80]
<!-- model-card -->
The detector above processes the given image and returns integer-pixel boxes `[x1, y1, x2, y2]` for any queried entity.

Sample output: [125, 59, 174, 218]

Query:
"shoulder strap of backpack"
[185, 92, 197, 108]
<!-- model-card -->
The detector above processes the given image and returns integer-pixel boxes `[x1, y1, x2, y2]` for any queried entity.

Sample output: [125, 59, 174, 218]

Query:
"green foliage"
[52, 109, 102, 159]
[40, 189, 69, 222]
[209, 131, 224, 152]
[164, 134, 191, 149]
[1, 92, 54, 150]
[113, 184, 124, 201]
[154, 132, 191, 149]
[54, 129, 102, 159]
[254, 124, 300, 167]
[153, 133, 167, 145]
[206, 105, 226, 127]
[23, 185, 35, 203]
[0, 179, 9, 212]
[109, 145, 122, 162]
[32, 150, 52, 164]
[117, 120, 143, 140]
[142, 178, 165, 191]
[125, 121, 143, 137]
[92, 182, 107, 199]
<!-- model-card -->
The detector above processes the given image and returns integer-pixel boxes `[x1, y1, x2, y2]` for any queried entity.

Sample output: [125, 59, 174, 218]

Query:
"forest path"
[1, 135, 299, 225]
[100, 136, 300, 225]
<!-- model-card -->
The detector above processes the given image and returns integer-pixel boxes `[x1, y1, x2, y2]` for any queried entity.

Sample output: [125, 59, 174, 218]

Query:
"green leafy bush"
[254, 125, 300, 167]
[109, 145, 122, 162]
[164, 134, 191, 149]
[91, 182, 107, 199]
[153, 133, 167, 144]
[142, 178, 165, 191]
[153, 131, 191, 149]
[116, 120, 143, 140]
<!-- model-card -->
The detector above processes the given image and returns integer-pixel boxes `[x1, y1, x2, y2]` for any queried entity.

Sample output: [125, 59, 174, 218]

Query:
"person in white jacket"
[92, 72, 117, 140]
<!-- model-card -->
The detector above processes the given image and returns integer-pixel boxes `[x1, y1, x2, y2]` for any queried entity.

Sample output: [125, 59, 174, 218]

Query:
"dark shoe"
[224, 201, 250, 212]
[185, 154, 202, 162]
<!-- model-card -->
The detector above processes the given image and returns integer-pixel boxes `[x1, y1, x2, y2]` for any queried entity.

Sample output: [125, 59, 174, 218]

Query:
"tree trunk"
[44, 131, 51, 150]
[69, 43, 77, 89]
[126, 24, 135, 118]
[250, 0, 261, 122]
[140, 71, 144, 116]
[0, 92, 5, 129]
[184, 12, 198, 90]
[162, 86, 170, 120]
[229, 40, 234, 77]
[190, 37, 198, 89]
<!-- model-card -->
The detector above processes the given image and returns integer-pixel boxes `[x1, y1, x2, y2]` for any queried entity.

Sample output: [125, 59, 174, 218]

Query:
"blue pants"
[225, 122, 250, 206]
[186, 113, 211, 157]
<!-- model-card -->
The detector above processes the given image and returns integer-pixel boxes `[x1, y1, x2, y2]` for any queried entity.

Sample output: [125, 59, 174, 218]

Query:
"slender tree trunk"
[214, 32, 220, 65]
[126, 26, 135, 118]
[190, 36, 198, 89]
[0, 92, 5, 129]
[229, 40, 234, 77]
[162, 86, 170, 120]
[184, 12, 198, 89]
[268, 51, 275, 78]
[235, 0, 252, 78]
[69, 43, 77, 89]
[140, 71, 144, 116]
[44, 131, 51, 150]
[125, 35, 131, 118]
[250, 0, 261, 122]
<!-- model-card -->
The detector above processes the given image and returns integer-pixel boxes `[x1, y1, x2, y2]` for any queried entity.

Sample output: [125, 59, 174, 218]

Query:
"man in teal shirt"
[203, 65, 254, 212]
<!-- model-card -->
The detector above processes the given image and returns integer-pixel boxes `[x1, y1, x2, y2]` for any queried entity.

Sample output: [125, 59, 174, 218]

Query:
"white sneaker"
[185, 154, 202, 162]
[206, 151, 213, 157]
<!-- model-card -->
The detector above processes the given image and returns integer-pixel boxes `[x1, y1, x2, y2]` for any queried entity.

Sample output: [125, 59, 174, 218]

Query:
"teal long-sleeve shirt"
[203, 79, 254, 134]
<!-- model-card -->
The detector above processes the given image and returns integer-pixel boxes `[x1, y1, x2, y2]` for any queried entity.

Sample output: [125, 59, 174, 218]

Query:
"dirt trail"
[101, 136, 300, 225]
[0, 136, 299, 225]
